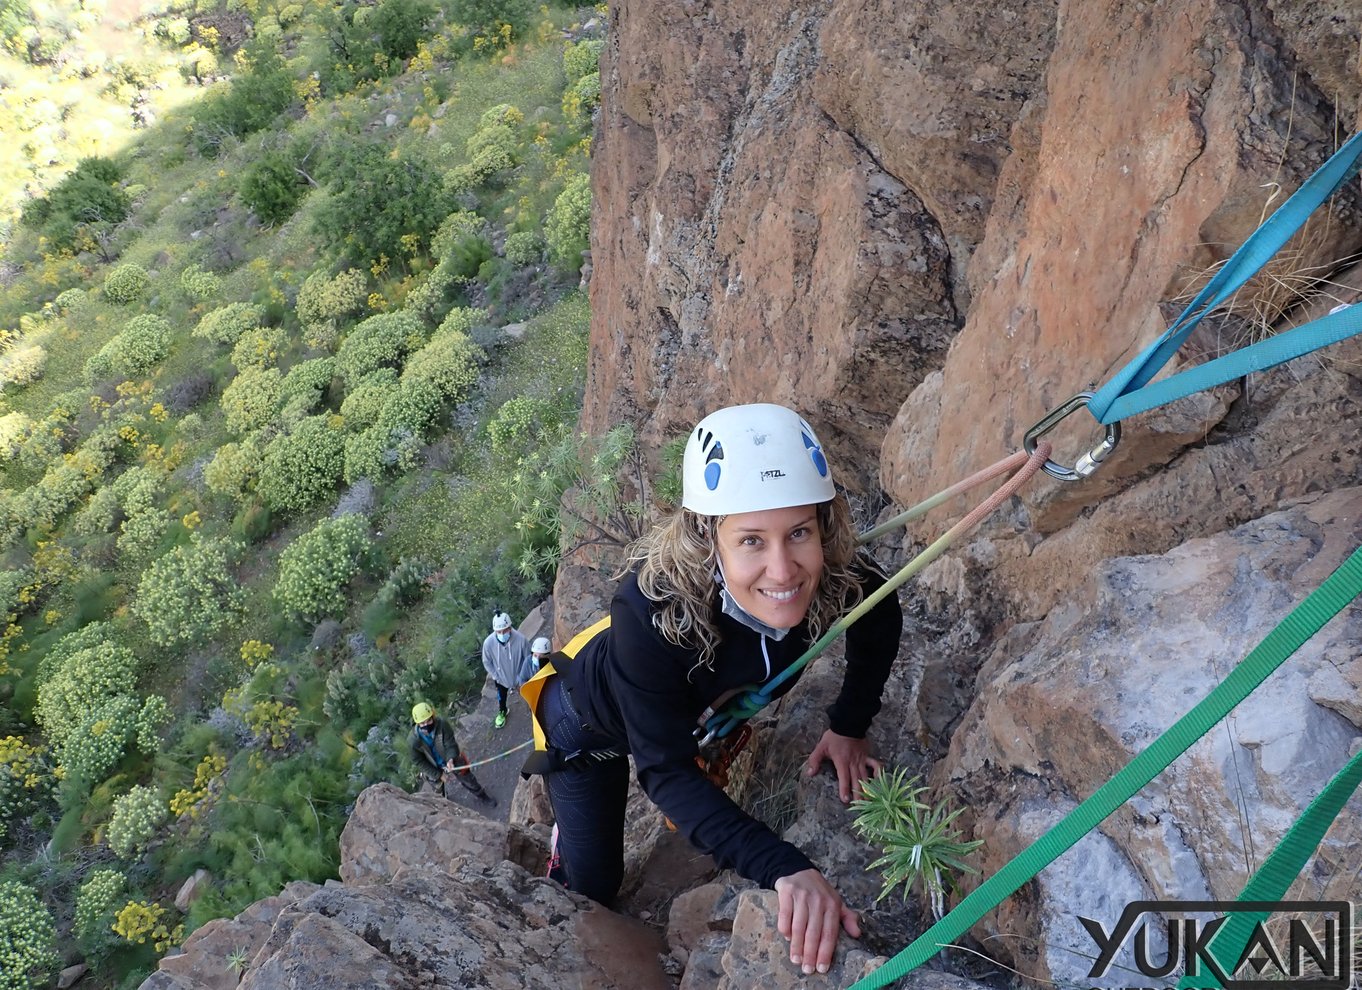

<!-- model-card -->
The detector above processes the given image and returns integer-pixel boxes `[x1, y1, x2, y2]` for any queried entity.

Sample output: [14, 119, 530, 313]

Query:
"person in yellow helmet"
[408, 701, 496, 807]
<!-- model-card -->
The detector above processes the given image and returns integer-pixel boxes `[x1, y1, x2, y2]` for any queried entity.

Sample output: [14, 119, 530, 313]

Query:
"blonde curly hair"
[624, 495, 862, 674]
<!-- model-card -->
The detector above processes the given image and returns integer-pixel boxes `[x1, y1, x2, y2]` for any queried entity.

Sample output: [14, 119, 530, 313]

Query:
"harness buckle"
[1022, 391, 1122, 483]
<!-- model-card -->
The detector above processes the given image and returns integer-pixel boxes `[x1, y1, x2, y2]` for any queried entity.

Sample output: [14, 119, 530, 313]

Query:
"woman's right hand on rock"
[773, 868, 861, 975]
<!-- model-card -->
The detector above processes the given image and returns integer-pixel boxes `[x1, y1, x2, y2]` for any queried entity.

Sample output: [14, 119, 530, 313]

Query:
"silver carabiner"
[1022, 391, 1121, 483]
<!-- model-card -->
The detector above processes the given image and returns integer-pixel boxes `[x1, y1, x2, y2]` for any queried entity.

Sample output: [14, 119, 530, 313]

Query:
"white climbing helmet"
[681, 403, 835, 516]
[531, 637, 551, 654]
[492, 612, 512, 632]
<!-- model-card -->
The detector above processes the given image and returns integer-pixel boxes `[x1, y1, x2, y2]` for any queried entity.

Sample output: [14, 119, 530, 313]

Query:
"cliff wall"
[581, 0, 1362, 982]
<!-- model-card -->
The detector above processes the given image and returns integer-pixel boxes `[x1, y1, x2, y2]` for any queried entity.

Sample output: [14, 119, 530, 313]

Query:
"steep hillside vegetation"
[0, 1, 606, 986]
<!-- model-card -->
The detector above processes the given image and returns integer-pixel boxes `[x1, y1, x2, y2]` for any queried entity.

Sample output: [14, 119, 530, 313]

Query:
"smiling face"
[715, 504, 825, 630]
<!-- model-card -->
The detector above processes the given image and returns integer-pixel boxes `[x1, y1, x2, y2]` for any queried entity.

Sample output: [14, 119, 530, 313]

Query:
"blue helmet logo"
[704, 440, 724, 490]
[802, 430, 828, 478]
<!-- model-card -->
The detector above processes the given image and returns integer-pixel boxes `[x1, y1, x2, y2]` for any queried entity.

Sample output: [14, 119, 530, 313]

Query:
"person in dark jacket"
[523, 403, 902, 977]
[408, 701, 496, 806]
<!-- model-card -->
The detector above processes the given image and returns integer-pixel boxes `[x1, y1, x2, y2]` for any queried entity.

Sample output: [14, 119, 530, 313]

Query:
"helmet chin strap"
[714, 557, 791, 641]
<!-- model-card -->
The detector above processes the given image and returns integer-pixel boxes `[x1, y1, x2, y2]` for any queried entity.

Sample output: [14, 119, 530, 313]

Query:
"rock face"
[938, 489, 1362, 982]
[579, 0, 1362, 985]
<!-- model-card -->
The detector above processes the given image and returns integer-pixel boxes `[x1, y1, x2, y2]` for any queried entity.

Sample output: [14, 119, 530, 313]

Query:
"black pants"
[539, 676, 629, 905]
[494, 682, 510, 714]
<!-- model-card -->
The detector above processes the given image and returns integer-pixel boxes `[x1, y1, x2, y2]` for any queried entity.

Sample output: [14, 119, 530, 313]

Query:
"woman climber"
[521, 402, 903, 975]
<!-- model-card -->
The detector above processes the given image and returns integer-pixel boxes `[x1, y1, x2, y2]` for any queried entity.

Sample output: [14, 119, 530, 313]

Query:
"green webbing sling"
[1174, 745, 1362, 990]
[849, 543, 1362, 990]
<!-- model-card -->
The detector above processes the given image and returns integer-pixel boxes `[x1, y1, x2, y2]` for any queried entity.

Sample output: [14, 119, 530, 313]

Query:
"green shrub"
[98, 313, 174, 376]
[503, 230, 542, 266]
[103, 263, 150, 304]
[194, 302, 266, 345]
[564, 71, 600, 121]
[0, 880, 58, 990]
[563, 39, 603, 83]
[404, 266, 458, 325]
[488, 395, 553, 460]
[179, 264, 222, 302]
[34, 635, 139, 749]
[0, 343, 46, 391]
[132, 534, 246, 647]
[230, 325, 288, 371]
[849, 768, 983, 919]
[342, 380, 440, 482]
[106, 785, 167, 858]
[274, 514, 372, 619]
[239, 149, 306, 227]
[402, 324, 482, 401]
[136, 696, 171, 754]
[545, 171, 591, 270]
[451, 0, 534, 36]
[74, 868, 125, 952]
[116, 507, 171, 566]
[221, 366, 283, 434]
[372, 0, 437, 60]
[296, 268, 368, 346]
[313, 140, 450, 265]
[280, 357, 335, 409]
[0, 413, 30, 463]
[190, 45, 294, 154]
[0, 735, 55, 850]
[338, 373, 396, 430]
[204, 437, 261, 501]
[20, 156, 131, 253]
[54, 287, 88, 314]
[335, 311, 425, 383]
[256, 415, 345, 513]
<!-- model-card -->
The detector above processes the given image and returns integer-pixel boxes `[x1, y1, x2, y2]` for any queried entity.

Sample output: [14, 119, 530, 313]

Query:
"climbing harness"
[850, 543, 1362, 989]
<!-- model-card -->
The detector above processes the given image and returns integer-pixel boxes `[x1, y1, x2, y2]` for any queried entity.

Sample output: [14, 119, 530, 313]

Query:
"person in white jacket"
[481, 612, 530, 729]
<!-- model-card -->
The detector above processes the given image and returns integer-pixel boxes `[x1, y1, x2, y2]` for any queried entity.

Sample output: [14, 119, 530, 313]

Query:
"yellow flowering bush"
[245, 699, 298, 750]
[240, 640, 274, 668]
[179, 264, 222, 302]
[136, 695, 172, 754]
[112, 900, 182, 952]
[169, 753, 227, 819]
[0, 736, 55, 847]
[229, 325, 288, 371]
[335, 310, 425, 383]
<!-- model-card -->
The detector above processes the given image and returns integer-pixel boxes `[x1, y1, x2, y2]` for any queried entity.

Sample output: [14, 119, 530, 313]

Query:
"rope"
[456, 739, 532, 770]
[1174, 746, 1362, 989]
[700, 443, 1052, 740]
[849, 542, 1362, 990]
[1087, 130, 1362, 425]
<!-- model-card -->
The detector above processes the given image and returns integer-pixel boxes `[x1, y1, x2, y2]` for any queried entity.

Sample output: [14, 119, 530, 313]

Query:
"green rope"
[849, 543, 1362, 990]
[1173, 746, 1362, 989]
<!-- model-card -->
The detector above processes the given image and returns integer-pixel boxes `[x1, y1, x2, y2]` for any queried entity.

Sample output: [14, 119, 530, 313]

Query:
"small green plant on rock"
[849, 767, 982, 919]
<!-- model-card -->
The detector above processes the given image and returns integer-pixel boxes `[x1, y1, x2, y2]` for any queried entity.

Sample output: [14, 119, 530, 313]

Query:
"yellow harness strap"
[519, 615, 612, 754]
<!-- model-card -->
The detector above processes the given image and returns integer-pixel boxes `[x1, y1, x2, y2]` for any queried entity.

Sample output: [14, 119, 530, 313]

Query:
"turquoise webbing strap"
[849, 543, 1362, 990]
[1088, 131, 1362, 425]
[1174, 746, 1362, 990]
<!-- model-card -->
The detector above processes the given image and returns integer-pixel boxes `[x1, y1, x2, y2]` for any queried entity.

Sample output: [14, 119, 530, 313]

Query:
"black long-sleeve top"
[559, 558, 902, 889]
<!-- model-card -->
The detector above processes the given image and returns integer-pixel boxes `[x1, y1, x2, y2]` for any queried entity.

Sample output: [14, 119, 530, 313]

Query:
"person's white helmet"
[492, 612, 512, 632]
[681, 403, 835, 516]
[531, 637, 551, 654]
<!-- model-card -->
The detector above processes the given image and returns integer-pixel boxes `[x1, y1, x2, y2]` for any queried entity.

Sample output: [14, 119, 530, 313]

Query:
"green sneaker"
[494, 711, 507, 729]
